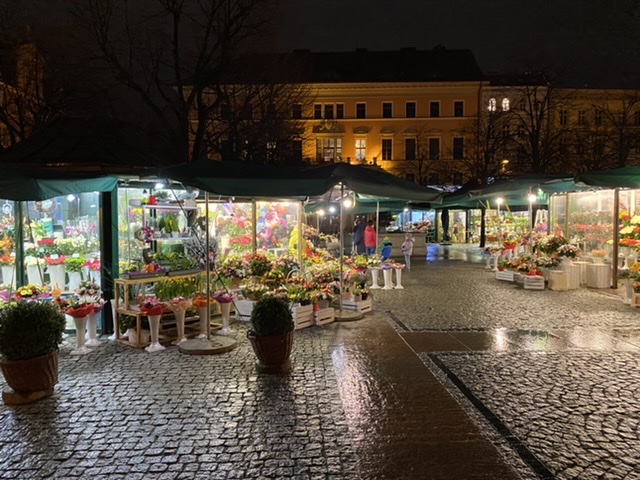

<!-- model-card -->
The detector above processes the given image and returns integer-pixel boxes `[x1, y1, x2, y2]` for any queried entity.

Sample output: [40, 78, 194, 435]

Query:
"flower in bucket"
[45, 255, 66, 266]
[15, 284, 42, 301]
[219, 255, 248, 279]
[591, 249, 607, 258]
[138, 297, 165, 316]
[557, 244, 580, 258]
[213, 289, 237, 304]
[0, 255, 14, 266]
[192, 293, 214, 308]
[76, 279, 105, 312]
[85, 258, 101, 271]
[65, 256, 86, 273]
[245, 251, 273, 277]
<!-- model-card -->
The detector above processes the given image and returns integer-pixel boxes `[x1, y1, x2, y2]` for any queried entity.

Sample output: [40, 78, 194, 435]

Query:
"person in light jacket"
[400, 233, 415, 270]
[364, 220, 377, 256]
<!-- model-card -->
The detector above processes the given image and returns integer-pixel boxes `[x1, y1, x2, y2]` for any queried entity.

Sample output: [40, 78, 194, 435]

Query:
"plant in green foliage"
[64, 256, 86, 273]
[0, 301, 66, 361]
[249, 295, 293, 337]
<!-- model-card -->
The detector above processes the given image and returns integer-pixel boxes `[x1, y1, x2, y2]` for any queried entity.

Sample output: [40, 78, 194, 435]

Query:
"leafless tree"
[70, 0, 304, 164]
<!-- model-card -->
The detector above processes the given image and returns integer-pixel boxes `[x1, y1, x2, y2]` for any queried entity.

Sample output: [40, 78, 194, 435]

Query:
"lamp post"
[496, 197, 504, 242]
[527, 193, 537, 233]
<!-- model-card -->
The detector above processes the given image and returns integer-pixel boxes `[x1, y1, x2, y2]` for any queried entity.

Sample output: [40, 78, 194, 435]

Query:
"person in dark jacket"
[353, 219, 366, 254]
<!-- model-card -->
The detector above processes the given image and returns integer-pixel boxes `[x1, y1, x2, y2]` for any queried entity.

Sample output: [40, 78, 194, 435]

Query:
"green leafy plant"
[65, 256, 86, 273]
[0, 301, 66, 361]
[249, 295, 294, 337]
[119, 314, 150, 334]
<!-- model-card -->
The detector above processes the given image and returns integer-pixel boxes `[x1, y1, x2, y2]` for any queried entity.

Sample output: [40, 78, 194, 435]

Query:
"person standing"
[400, 233, 415, 270]
[364, 220, 377, 256]
[352, 219, 366, 254]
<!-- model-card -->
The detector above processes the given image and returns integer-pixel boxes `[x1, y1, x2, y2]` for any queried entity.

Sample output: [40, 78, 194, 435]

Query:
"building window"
[324, 104, 334, 120]
[488, 98, 497, 112]
[292, 104, 302, 120]
[314, 104, 322, 119]
[316, 138, 342, 162]
[428, 138, 440, 160]
[578, 110, 586, 125]
[454, 101, 464, 117]
[405, 138, 416, 160]
[382, 138, 393, 160]
[382, 102, 393, 118]
[406, 102, 416, 118]
[356, 103, 366, 119]
[517, 125, 525, 137]
[429, 101, 440, 118]
[501, 98, 510, 111]
[595, 110, 602, 126]
[502, 125, 510, 138]
[559, 110, 568, 126]
[355, 138, 367, 162]
[453, 137, 464, 160]
[336, 104, 344, 119]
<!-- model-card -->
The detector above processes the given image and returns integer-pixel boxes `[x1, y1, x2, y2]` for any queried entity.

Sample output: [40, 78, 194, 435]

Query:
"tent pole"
[376, 201, 380, 252]
[339, 183, 344, 313]
[613, 188, 620, 289]
[205, 191, 210, 339]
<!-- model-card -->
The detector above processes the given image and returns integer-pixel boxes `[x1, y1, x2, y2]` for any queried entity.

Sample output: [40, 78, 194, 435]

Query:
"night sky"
[274, 0, 640, 87]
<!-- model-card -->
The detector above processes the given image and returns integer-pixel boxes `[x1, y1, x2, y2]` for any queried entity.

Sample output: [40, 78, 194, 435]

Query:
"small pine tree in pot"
[247, 295, 294, 373]
[0, 301, 66, 404]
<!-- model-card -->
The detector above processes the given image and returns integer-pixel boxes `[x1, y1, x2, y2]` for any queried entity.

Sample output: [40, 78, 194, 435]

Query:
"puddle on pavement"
[405, 327, 640, 352]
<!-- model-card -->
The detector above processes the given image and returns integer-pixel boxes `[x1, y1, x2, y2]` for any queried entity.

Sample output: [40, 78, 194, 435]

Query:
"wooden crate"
[495, 270, 515, 282]
[523, 275, 545, 290]
[341, 297, 372, 313]
[293, 304, 314, 330]
[314, 307, 335, 326]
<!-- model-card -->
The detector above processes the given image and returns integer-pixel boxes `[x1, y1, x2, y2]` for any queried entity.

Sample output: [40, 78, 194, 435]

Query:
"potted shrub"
[247, 295, 294, 373]
[0, 301, 66, 404]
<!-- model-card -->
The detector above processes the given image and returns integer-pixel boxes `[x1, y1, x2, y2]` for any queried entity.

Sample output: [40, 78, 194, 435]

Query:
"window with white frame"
[382, 102, 393, 118]
[406, 102, 416, 118]
[382, 138, 393, 160]
[355, 138, 367, 162]
[316, 138, 342, 162]
[501, 98, 510, 111]
[488, 98, 497, 112]
[429, 101, 440, 118]
[454, 101, 464, 117]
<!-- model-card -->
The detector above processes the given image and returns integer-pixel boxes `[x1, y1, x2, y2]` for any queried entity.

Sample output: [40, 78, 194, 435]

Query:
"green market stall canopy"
[575, 166, 640, 189]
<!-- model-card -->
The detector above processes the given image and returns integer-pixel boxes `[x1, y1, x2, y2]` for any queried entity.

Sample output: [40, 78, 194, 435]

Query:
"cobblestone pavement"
[376, 245, 640, 480]
[2, 245, 640, 479]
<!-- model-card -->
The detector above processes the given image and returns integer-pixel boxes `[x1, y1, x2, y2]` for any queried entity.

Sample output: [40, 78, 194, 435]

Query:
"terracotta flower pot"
[0, 350, 58, 394]
[247, 330, 293, 373]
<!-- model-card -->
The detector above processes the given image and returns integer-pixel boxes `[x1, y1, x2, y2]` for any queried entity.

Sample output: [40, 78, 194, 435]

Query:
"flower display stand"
[197, 306, 209, 338]
[218, 302, 232, 336]
[85, 311, 102, 347]
[382, 268, 395, 290]
[394, 267, 404, 289]
[523, 275, 545, 290]
[341, 297, 372, 314]
[70, 315, 91, 356]
[67, 271, 82, 291]
[495, 270, 515, 282]
[47, 265, 66, 291]
[369, 268, 381, 289]
[1, 265, 15, 288]
[170, 308, 188, 344]
[145, 314, 165, 352]
[293, 304, 314, 330]
[27, 265, 44, 287]
[314, 307, 335, 326]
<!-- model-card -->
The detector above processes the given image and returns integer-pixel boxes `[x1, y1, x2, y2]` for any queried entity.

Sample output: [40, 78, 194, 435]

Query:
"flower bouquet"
[213, 289, 237, 304]
[45, 255, 66, 266]
[591, 249, 607, 258]
[245, 251, 273, 277]
[0, 255, 14, 266]
[15, 284, 42, 301]
[65, 301, 94, 318]
[64, 256, 86, 273]
[139, 297, 165, 316]
[557, 244, 580, 258]
[76, 279, 105, 313]
[219, 255, 248, 279]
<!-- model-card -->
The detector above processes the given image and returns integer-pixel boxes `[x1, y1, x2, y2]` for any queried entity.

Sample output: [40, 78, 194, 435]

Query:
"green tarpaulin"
[0, 173, 118, 201]
[575, 167, 640, 189]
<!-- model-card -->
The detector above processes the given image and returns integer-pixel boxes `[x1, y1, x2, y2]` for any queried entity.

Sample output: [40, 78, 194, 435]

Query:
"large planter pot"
[0, 350, 58, 395]
[1, 265, 16, 288]
[247, 330, 293, 373]
[47, 264, 66, 290]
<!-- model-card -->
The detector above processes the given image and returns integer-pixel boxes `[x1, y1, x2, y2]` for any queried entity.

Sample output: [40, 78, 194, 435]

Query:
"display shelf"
[114, 271, 204, 348]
